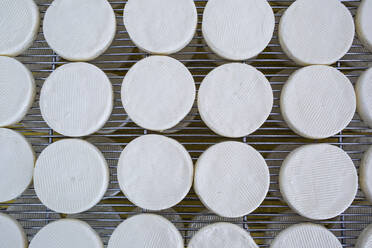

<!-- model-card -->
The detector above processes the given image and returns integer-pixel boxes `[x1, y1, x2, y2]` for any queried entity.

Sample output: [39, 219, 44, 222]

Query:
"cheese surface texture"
[40, 62, 113, 137]
[356, 0, 372, 52]
[194, 141, 270, 218]
[356, 68, 372, 129]
[0, 213, 27, 248]
[43, 0, 116, 61]
[279, 0, 354, 65]
[124, 0, 197, 54]
[0, 0, 40, 56]
[117, 135, 193, 210]
[29, 219, 103, 248]
[108, 214, 183, 248]
[34, 139, 109, 214]
[202, 0, 274, 61]
[121, 56, 195, 131]
[0, 56, 35, 127]
[271, 223, 342, 248]
[198, 63, 273, 138]
[281, 65, 356, 139]
[0, 128, 34, 202]
[188, 222, 258, 248]
[280, 144, 357, 220]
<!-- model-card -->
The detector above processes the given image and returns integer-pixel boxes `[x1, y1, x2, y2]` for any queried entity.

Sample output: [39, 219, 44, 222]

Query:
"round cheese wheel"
[121, 56, 195, 131]
[40, 62, 113, 137]
[194, 141, 270, 218]
[271, 223, 342, 248]
[43, 0, 116, 61]
[29, 219, 103, 248]
[356, 68, 372, 129]
[188, 222, 258, 248]
[117, 134, 193, 211]
[0, 56, 35, 127]
[0, 213, 27, 248]
[0, 128, 34, 202]
[279, 0, 354, 65]
[108, 214, 183, 248]
[34, 139, 109, 214]
[0, 0, 40, 56]
[356, 223, 372, 248]
[356, 0, 372, 52]
[280, 144, 357, 220]
[202, 0, 274, 61]
[281, 65, 356, 139]
[124, 0, 197, 54]
[198, 63, 273, 138]
[360, 146, 372, 203]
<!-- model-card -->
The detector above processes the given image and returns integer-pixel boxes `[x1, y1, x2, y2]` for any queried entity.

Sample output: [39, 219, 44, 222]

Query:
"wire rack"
[1, 0, 372, 247]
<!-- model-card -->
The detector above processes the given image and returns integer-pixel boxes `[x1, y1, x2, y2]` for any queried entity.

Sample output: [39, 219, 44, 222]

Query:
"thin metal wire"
[0, 0, 371, 247]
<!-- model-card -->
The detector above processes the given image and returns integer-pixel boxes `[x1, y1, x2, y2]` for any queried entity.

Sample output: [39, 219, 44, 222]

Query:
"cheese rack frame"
[0, 0, 371, 247]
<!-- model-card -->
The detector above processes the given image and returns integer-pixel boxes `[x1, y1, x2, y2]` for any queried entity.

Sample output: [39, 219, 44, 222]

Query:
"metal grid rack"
[1, 0, 372, 247]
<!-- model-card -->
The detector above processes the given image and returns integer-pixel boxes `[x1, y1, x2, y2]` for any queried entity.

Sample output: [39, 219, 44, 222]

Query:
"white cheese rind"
[281, 65, 356, 139]
[123, 0, 197, 55]
[279, 144, 357, 220]
[0, 0, 40, 56]
[356, 223, 372, 248]
[40, 62, 113, 137]
[0, 128, 34, 202]
[108, 214, 183, 248]
[271, 223, 342, 248]
[34, 139, 109, 214]
[356, 68, 372, 129]
[194, 141, 270, 218]
[202, 0, 274, 61]
[360, 146, 372, 203]
[117, 135, 193, 211]
[0, 213, 27, 248]
[198, 63, 273, 138]
[188, 222, 258, 248]
[43, 0, 116, 61]
[121, 56, 195, 131]
[29, 219, 103, 248]
[0, 56, 36, 127]
[356, 0, 372, 52]
[279, 0, 354, 65]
